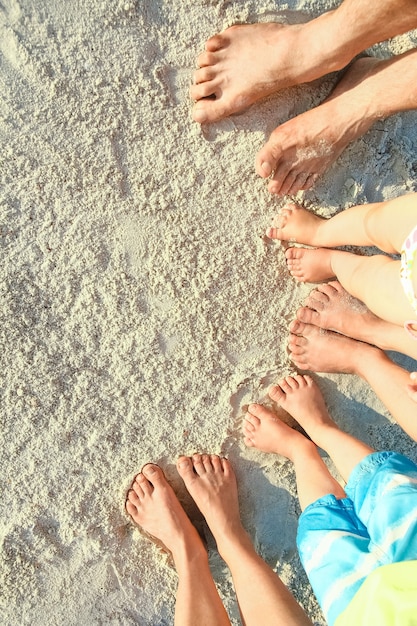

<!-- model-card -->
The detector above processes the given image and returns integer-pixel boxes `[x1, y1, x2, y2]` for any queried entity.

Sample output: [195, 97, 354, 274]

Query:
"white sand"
[2, 0, 417, 624]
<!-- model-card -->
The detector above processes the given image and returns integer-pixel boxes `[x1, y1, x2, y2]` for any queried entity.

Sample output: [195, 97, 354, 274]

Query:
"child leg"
[286, 247, 415, 327]
[270, 193, 417, 253]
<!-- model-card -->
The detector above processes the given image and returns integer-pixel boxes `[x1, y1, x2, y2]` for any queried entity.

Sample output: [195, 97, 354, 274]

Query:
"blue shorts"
[296, 451, 417, 626]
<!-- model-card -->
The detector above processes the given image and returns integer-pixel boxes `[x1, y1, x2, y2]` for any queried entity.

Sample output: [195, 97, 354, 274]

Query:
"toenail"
[261, 161, 273, 176]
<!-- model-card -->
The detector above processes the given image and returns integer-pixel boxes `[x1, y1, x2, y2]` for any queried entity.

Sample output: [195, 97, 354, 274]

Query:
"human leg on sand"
[284, 246, 417, 331]
[244, 376, 379, 625]
[177, 454, 313, 626]
[125, 464, 231, 626]
[256, 51, 417, 195]
[288, 319, 417, 442]
[191, 0, 417, 123]
[267, 194, 417, 253]
[297, 281, 417, 360]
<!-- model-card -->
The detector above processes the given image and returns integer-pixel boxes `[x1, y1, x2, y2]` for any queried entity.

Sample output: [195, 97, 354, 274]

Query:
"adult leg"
[288, 318, 417, 441]
[256, 51, 417, 195]
[191, 0, 417, 123]
[177, 454, 313, 626]
[125, 464, 231, 626]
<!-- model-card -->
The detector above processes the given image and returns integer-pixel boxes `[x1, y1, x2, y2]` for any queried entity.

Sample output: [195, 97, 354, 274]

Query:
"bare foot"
[285, 247, 335, 282]
[177, 454, 246, 555]
[299, 281, 377, 334]
[255, 56, 389, 195]
[266, 203, 326, 244]
[288, 318, 379, 373]
[268, 375, 336, 442]
[243, 397, 308, 458]
[190, 21, 329, 124]
[125, 464, 204, 563]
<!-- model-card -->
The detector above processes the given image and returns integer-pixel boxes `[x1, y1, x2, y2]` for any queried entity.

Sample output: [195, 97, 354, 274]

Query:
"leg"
[177, 454, 313, 626]
[288, 319, 417, 441]
[191, 0, 417, 123]
[243, 392, 346, 510]
[268, 194, 417, 253]
[285, 246, 416, 328]
[265, 375, 374, 484]
[125, 464, 231, 626]
[256, 52, 417, 195]
[243, 375, 377, 625]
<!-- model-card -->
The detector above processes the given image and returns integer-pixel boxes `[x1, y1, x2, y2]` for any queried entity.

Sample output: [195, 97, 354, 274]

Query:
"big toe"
[142, 463, 165, 487]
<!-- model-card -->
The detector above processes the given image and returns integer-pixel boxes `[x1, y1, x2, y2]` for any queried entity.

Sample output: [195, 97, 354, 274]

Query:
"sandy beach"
[2, 0, 417, 624]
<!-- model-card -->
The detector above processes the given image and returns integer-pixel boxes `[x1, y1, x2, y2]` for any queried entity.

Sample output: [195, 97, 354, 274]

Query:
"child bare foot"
[266, 204, 326, 244]
[243, 399, 307, 458]
[285, 247, 335, 282]
[125, 464, 204, 562]
[177, 454, 246, 554]
[268, 375, 335, 442]
[190, 22, 326, 124]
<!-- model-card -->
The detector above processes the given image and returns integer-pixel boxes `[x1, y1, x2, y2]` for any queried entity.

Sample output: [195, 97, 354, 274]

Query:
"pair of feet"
[191, 23, 399, 195]
[126, 375, 333, 564]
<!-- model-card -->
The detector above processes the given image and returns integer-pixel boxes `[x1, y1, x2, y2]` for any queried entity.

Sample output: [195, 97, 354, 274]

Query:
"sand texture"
[2, 0, 417, 624]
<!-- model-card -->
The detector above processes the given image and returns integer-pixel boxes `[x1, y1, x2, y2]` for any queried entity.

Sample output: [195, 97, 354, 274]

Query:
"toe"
[289, 318, 306, 334]
[205, 33, 225, 52]
[202, 454, 214, 472]
[193, 66, 216, 85]
[269, 384, 285, 404]
[141, 464, 166, 491]
[197, 50, 216, 68]
[210, 454, 223, 473]
[177, 456, 198, 486]
[248, 402, 275, 421]
[192, 454, 206, 476]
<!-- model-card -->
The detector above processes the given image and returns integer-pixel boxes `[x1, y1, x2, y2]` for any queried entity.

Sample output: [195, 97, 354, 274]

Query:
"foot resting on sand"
[125, 464, 206, 563]
[255, 56, 386, 196]
[285, 246, 335, 282]
[177, 454, 247, 556]
[267, 203, 326, 244]
[243, 374, 337, 457]
[190, 21, 330, 124]
[288, 318, 381, 373]
[299, 281, 379, 337]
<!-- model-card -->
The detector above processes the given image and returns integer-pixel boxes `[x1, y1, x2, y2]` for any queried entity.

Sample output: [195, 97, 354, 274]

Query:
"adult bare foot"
[285, 247, 335, 282]
[125, 464, 205, 564]
[190, 19, 334, 124]
[266, 203, 326, 244]
[177, 454, 247, 555]
[288, 318, 380, 373]
[256, 56, 383, 194]
[299, 281, 377, 334]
